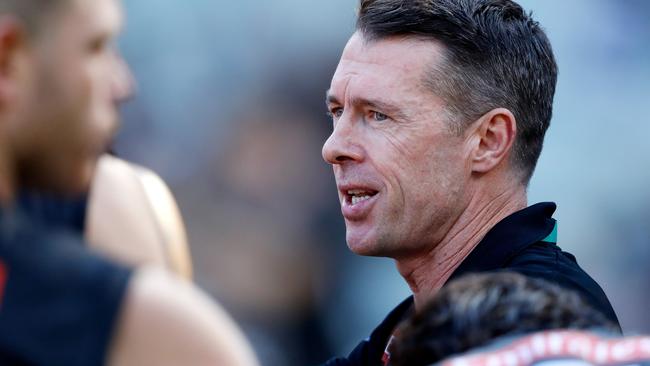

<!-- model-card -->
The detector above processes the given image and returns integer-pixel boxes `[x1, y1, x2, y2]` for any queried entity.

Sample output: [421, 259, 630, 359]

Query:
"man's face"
[10, 0, 132, 195]
[323, 33, 473, 258]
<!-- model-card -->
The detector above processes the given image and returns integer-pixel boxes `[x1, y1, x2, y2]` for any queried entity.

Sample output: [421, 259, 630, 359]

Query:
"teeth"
[347, 189, 366, 195]
[351, 195, 372, 205]
[344, 188, 377, 206]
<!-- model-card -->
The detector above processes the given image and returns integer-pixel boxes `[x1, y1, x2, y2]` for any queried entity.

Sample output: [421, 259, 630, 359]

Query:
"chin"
[57, 178, 92, 197]
[346, 233, 385, 257]
[78, 162, 98, 193]
[60, 160, 97, 196]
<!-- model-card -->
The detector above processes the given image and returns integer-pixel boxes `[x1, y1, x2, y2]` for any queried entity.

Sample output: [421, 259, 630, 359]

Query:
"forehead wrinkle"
[338, 55, 433, 102]
[330, 69, 423, 123]
[328, 71, 356, 105]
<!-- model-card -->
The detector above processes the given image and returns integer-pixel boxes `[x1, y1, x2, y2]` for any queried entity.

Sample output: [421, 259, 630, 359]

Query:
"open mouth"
[345, 189, 379, 206]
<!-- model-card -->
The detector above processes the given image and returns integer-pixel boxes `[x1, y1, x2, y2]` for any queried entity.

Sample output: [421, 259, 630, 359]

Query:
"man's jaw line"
[394, 183, 528, 309]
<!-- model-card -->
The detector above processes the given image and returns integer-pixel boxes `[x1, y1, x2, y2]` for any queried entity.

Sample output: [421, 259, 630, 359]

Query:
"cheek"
[380, 129, 441, 183]
[59, 64, 107, 138]
[34, 77, 96, 174]
[52, 86, 92, 143]
[87, 61, 120, 130]
[367, 130, 429, 198]
[407, 140, 468, 204]
[89, 65, 108, 104]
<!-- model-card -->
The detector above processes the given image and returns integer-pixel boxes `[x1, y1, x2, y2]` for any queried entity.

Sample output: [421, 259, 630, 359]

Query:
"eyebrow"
[325, 90, 338, 106]
[325, 90, 407, 120]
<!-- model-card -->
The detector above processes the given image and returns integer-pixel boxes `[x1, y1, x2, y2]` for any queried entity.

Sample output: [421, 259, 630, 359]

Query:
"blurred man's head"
[0, 0, 132, 200]
[389, 272, 616, 366]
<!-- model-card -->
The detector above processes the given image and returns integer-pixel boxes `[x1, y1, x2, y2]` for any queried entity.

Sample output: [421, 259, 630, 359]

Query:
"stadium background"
[113, 1, 650, 365]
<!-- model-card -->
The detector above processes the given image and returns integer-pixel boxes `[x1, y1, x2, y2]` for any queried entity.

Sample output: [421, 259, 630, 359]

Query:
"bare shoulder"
[86, 155, 192, 279]
[108, 267, 260, 366]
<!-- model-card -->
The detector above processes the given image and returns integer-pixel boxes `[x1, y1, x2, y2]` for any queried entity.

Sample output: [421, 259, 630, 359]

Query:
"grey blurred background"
[114, 1, 650, 365]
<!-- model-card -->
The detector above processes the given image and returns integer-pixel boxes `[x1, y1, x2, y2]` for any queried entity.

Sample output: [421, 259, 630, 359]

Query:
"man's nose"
[111, 54, 135, 103]
[322, 116, 364, 165]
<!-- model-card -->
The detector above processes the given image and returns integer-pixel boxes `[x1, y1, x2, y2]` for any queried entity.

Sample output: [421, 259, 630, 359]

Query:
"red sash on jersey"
[0, 260, 7, 308]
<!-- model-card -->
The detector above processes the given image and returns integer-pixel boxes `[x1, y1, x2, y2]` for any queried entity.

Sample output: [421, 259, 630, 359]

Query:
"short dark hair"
[388, 272, 616, 366]
[0, 0, 69, 35]
[357, 0, 558, 184]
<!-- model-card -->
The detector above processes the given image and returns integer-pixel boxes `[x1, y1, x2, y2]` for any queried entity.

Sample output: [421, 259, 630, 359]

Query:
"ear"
[469, 108, 517, 174]
[0, 16, 27, 108]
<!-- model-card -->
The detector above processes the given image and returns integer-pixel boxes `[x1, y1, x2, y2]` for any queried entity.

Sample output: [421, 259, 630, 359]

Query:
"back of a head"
[357, 0, 558, 184]
[389, 272, 616, 366]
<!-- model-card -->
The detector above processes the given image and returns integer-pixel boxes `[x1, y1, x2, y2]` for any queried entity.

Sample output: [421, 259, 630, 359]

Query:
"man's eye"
[371, 111, 388, 121]
[327, 108, 344, 119]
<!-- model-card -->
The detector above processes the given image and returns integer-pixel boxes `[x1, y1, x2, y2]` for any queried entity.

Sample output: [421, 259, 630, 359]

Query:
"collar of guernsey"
[449, 202, 558, 278]
[381, 202, 558, 366]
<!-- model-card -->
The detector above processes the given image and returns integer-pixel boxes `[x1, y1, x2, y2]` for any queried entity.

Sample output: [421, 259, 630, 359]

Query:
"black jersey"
[322, 203, 620, 366]
[0, 205, 132, 366]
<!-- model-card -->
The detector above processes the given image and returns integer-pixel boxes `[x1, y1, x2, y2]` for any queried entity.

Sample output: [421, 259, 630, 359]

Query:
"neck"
[395, 180, 527, 309]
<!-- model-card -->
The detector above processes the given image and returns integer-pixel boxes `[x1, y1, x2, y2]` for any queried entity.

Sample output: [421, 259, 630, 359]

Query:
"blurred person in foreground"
[321, 0, 619, 364]
[389, 272, 619, 366]
[86, 154, 193, 279]
[18, 154, 194, 280]
[0, 0, 258, 364]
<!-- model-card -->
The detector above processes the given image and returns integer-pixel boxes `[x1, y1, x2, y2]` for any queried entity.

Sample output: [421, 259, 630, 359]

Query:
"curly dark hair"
[388, 272, 616, 366]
